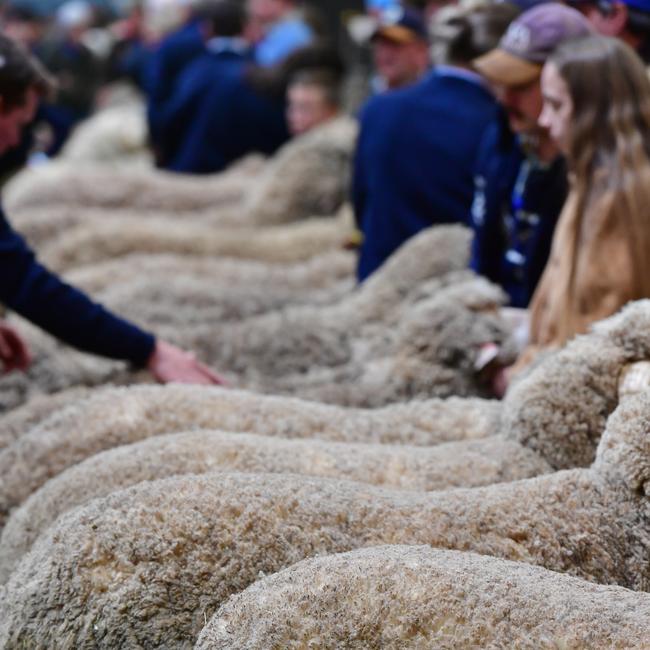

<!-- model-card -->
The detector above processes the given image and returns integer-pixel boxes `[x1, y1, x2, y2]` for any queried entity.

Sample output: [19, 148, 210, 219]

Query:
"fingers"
[0, 324, 31, 374]
[3, 328, 32, 370]
[197, 362, 231, 387]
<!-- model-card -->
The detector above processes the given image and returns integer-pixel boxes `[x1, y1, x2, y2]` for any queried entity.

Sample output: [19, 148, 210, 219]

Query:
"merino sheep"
[64, 250, 354, 296]
[0, 318, 133, 412]
[6, 117, 355, 224]
[0, 384, 498, 532]
[1, 389, 649, 647]
[60, 103, 152, 167]
[197, 546, 650, 649]
[0, 225, 496, 411]
[38, 209, 356, 271]
[132, 226, 508, 402]
[65, 255, 354, 329]
[3, 161, 252, 213]
[0, 387, 91, 451]
[0, 428, 548, 582]
[237, 115, 358, 226]
[4, 298, 650, 535]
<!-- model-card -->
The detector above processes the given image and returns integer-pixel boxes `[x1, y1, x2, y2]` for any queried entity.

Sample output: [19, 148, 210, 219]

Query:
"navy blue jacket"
[161, 48, 289, 174]
[0, 206, 155, 366]
[145, 20, 206, 163]
[469, 118, 568, 308]
[354, 69, 499, 282]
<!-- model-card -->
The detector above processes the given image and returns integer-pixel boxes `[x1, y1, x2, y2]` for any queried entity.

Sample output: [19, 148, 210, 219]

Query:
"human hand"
[146, 340, 229, 386]
[0, 321, 32, 374]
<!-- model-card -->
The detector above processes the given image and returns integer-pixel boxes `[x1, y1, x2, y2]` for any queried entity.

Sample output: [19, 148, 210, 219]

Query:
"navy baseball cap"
[372, 5, 429, 43]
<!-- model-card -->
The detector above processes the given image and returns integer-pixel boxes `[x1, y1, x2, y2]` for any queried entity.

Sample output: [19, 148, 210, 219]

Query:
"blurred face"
[373, 36, 429, 90]
[2, 19, 45, 48]
[287, 83, 338, 136]
[494, 77, 544, 134]
[246, 0, 289, 43]
[538, 62, 573, 154]
[0, 88, 38, 155]
[246, 0, 290, 38]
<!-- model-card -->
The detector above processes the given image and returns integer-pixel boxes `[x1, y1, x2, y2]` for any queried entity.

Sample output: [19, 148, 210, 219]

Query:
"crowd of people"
[2, 0, 650, 398]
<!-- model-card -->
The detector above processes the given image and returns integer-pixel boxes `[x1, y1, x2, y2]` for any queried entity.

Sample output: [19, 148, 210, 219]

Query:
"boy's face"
[287, 83, 338, 136]
[0, 87, 38, 155]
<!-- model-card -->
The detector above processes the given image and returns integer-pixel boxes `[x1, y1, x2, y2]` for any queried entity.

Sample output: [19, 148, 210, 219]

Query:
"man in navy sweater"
[145, 1, 207, 167]
[0, 34, 224, 385]
[354, 4, 508, 282]
[156, 0, 289, 174]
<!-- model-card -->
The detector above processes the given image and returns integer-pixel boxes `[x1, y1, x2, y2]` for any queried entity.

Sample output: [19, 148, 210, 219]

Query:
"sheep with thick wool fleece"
[197, 545, 650, 649]
[0, 384, 499, 532]
[3, 161, 252, 214]
[237, 115, 358, 226]
[0, 225, 496, 411]
[1, 390, 649, 647]
[65, 253, 355, 329]
[37, 209, 356, 271]
[0, 426, 548, 582]
[5, 117, 355, 224]
[64, 250, 354, 297]
[60, 102, 152, 167]
[0, 387, 91, 451]
[2, 297, 649, 533]
[0, 318, 135, 413]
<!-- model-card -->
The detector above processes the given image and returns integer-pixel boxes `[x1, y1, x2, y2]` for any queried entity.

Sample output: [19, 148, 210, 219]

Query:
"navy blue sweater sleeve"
[0, 209, 155, 366]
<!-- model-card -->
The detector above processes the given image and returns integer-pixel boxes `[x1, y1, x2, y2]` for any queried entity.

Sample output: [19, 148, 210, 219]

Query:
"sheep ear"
[618, 361, 650, 398]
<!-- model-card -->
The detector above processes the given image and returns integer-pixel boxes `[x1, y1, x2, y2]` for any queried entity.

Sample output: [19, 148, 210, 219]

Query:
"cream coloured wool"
[1, 390, 649, 646]
[197, 546, 650, 649]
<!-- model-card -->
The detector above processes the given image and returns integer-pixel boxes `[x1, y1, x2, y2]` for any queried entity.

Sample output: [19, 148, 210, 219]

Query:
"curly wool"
[6, 117, 356, 225]
[0, 383, 499, 533]
[5, 299, 650, 537]
[239, 116, 358, 226]
[60, 103, 152, 167]
[197, 546, 650, 649]
[0, 387, 91, 451]
[0, 225, 486, 410]
[4, 161, 252, 213]
[1, 391, 649, 647]
[38, 210, 356, 272]
[0, 427, 547, 582]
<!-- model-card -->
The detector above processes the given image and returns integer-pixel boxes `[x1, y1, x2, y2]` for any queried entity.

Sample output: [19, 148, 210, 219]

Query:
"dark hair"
[247, 43, 345, 99]
[2, 5, 44, 24]
[199, 0, 246, 37]
[433, 1, 520, 65]
[288, 68, 342, 107]
[0, 34, 54, 109]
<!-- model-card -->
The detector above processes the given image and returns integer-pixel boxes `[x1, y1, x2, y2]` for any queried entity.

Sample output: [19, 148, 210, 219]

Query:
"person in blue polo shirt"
[354, 2, 517, 282]
[246, 0, 313, 67]
[0, 34, 225, 385]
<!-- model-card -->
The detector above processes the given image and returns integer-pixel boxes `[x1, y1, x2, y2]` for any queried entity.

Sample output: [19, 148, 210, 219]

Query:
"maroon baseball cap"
[474, 3, 592, 86]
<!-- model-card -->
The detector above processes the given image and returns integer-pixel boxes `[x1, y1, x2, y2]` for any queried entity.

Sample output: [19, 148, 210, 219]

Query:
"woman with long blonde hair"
[515, 34, 650, 366]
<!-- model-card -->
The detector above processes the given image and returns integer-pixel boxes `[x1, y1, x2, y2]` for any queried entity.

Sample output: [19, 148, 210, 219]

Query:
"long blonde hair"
[551, 35, 650, 299]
